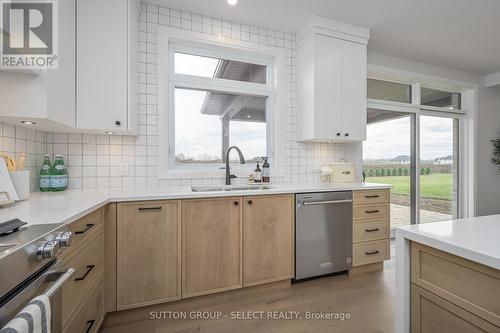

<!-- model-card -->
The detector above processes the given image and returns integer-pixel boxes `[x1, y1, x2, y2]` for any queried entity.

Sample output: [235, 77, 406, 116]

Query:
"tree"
[397, 168, 403, 176]
[403, 168, 409, 176]
[425, 167, 431, 175]
[369, 169, 375, 177]
[381, 169, 386, 177]
[393, 168, 397, 176]
[386, 169, 392, 176]
[420, 168, 425, 175]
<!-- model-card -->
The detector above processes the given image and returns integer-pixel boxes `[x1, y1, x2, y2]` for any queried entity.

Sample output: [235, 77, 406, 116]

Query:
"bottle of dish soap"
[262, 157, 270, 183]
[254, 162, 262, 183]
[50, 155, 68, 191]
[40, 155, 52, 192]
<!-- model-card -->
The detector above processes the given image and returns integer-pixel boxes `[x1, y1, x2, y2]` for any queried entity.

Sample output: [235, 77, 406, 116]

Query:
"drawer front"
[62, 231, 103, 323]
[353, 239, 389, 266]
[411, 284, 500, 333]
[412, 242, 500, 327]
[68, 208, 103, 247]
[353, 220, 389, 243]
[63, 280, 103, 333]
[353, 204, 389, 221]
[353, 189, 389, 206]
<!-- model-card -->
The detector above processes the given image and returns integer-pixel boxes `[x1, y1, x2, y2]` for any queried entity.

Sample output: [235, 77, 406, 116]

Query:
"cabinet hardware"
[75, 265, 95, 281]
[365, 250, 380, 255]
[75, 224, 95, 235]
[234, 201, 239, 206]
[303, 199, 352, 206]
[345, 133, 349, 137]
[336, 133, 341, 136]
[365, 210, 379, 214]
[364, 195, 380, 198]
[85, 319, 95, 333]
[248, 200, 253, 205]
[115, 120, 121, 126]
[365, 228, 380, 232]
[138, 206, 162, 211]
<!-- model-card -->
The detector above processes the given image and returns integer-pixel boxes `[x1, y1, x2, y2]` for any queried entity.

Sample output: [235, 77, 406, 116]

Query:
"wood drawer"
[353, 220, 389, 243]
[353, 239, 389, 266]
[353, 203, 389, 221]
[68, 208, 103, 247]
[412, 242, 500, 327]
[353, 189, 389, 206]
[63, 279, 104, 333]
[411, 284, 500, 333]
[61, 231, 103, 324]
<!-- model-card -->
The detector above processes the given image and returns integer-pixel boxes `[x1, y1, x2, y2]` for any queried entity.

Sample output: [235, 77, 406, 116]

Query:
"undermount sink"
[191, 185, 273, 192]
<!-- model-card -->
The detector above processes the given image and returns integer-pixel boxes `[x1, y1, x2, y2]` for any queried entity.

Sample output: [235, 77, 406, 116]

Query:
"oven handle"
[44, 268, 75, 298]
[302, 199, 353, 206]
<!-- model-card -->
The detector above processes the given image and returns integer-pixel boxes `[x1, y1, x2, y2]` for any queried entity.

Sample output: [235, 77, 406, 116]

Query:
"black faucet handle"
[229, 175, 237, 179]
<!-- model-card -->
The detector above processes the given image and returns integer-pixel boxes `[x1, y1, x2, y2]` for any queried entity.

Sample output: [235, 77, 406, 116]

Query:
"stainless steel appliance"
[0, 220, 74, 331]
[295, 191, 353, 281]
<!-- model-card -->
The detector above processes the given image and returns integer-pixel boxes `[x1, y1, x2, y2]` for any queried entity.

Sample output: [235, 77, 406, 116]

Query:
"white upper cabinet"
[297, 16, 369, 142]
[76, 0, 139, 134]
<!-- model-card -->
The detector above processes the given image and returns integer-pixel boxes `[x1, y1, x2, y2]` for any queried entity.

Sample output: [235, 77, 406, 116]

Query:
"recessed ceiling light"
[105, 131, 115, 135]
[20, 121, 36, 125]
[227, 0, 238, 6]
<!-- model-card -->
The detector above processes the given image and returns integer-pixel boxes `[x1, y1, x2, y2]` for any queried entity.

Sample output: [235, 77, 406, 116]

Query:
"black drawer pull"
[365, 228, 380, 232]
[75, 224, 95, 235]
[364, 195, 380, 198]
[234, 201, 239, 206]
[85, 319, 95, 333]
[365, 210, 380, 214]
[365, 250, 380, 255]
[248, 200, 253, 205]
[138, 207, 162, 211]
[75, 265, 95, 281]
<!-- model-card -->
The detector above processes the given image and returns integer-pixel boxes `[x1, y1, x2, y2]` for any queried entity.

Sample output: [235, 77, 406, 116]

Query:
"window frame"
[158, 27, 286, 179]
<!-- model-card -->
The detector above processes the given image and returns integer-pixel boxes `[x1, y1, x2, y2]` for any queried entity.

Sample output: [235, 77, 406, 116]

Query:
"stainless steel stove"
[0, 219, 75, 330]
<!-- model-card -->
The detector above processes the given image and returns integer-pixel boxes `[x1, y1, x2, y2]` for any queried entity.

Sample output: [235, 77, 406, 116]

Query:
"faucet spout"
[225, 146, 246, 185]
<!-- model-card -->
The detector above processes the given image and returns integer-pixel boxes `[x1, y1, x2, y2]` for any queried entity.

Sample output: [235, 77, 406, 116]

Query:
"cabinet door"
[243, 195, 294, 286]
[315, 34, 342, 140]
[76, 0, 128, 131]
[117, 201, 180, 310]
[340, 40, 366, 141]
[182, 197, 242, 298]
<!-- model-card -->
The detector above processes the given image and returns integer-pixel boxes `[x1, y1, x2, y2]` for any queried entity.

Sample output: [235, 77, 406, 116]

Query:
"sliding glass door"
[419, 114, 459, 223]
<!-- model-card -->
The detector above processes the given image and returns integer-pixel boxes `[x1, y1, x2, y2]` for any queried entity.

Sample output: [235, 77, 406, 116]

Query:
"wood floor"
[101, 250, 395, 333]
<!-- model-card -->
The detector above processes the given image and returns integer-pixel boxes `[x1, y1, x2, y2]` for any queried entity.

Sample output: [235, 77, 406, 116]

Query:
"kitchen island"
[395, 215, 500, 332]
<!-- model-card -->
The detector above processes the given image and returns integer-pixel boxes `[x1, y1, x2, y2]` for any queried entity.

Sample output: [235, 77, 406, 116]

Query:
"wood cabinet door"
[182, 197, 242, 298]
[117, 201, 180, 310]
[243, 195, 294, 286]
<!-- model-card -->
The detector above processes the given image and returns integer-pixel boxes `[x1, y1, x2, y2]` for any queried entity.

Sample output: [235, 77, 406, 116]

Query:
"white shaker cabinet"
[298, 17, 369, 142]
[76, 0, 139, 134]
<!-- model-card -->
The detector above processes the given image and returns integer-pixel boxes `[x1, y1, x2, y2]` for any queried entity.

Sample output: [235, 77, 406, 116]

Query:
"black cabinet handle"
[365, 228, 380, 232]
[234, 201, 239, 206]
[138, 207, 162, 211]
[115, 121, 121, 126]
[75, 224, 95, 235]
[365, 250, 380, 255]
[364, 195, 380, 198]
[85, 319, 95, 333]
[248, 200, 253, 205]
[365, 210, 380, 214]
[345, 133, 349, 137]
[336, 133, 341, 136]
[75, 265, 95, 281]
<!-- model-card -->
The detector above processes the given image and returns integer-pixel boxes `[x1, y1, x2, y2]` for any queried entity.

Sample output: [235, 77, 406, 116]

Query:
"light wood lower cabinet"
[182, 197, 243, 298]
[243, 194, 294, 287]
[63, 279, 104, 333]
[116, 201, 181, 310]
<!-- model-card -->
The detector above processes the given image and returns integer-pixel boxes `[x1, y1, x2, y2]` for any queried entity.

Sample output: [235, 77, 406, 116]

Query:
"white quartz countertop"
[396, 215, 500, 270]
[0, 182, 390, 227]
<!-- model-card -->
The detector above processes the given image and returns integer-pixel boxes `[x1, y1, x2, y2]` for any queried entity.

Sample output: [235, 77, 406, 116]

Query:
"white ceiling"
[152, 0, 500, 75]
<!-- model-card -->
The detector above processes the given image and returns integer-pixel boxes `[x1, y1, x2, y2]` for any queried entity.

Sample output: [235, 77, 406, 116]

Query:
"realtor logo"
[1, 0, 58, 69]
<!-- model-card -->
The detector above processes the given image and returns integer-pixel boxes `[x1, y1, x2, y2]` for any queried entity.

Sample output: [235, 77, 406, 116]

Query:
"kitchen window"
[158, 30, 285, 179]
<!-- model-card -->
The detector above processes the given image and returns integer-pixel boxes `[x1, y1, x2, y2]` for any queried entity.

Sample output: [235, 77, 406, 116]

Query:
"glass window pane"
[419, 115, 459, 223]
[367, 78, 412, 103]
[421, 87, 461, 110]
[174, 52, 267, 84]
[175, 88, 267, 166]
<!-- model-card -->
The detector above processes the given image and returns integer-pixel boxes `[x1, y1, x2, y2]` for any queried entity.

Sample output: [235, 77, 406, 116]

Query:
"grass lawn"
[366, 174, 452, 201]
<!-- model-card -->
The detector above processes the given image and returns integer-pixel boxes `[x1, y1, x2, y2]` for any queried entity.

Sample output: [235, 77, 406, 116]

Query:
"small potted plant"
[492, 138, 500, 169]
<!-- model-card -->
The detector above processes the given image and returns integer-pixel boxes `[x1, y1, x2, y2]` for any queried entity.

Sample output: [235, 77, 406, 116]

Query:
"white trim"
[157, 26, 286, 180]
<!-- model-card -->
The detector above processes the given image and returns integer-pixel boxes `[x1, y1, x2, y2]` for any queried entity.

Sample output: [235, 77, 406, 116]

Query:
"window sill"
[158, 166, 284, 180]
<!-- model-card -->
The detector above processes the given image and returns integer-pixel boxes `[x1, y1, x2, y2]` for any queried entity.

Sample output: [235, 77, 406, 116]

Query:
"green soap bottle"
[50, 155, 68, 191]
[40, 155, 52, 192]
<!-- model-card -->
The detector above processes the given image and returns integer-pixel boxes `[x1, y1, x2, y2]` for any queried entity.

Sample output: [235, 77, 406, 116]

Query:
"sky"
[363, 115, 455, 161]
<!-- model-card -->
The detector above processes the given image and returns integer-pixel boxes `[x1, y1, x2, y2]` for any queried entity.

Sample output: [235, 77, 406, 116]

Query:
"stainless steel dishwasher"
[295, 191, 353, 281]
